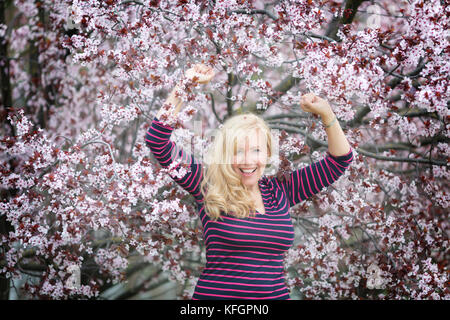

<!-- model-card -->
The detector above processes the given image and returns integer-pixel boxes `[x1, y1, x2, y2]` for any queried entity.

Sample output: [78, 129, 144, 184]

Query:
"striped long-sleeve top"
[145, 116, 354, 300]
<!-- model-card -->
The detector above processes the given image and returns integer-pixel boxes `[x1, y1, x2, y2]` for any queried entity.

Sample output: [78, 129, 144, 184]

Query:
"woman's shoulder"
[259, 175, 274, 190]
[261, 173, 290, 193]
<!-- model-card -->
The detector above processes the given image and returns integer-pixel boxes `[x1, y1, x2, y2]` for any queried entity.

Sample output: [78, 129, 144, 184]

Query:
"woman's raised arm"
[156, 64, 215, 120]
[276, 93, 354, 207]
[145, 64, 215, 203]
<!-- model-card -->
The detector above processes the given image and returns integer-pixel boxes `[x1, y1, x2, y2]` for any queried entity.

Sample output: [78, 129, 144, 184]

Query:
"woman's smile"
[239, 167, 257, 175]
[232, 128, 268, 192]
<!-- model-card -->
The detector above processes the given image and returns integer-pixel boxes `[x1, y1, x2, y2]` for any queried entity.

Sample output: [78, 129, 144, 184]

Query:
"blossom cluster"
[0, 0, 448, 300]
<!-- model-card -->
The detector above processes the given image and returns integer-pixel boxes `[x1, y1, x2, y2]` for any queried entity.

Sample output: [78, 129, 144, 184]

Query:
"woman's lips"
[239, 167, 257, 176]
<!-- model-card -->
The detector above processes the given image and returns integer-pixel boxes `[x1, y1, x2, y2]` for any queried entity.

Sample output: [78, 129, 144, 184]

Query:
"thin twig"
[230, 9, 278, 20]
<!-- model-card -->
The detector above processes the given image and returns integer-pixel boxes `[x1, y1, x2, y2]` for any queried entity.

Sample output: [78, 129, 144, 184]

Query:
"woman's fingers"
[300, 95, 311, 107]
[200, 66, 214, 78]
[300, 93, 320, 113]
[186, 63, 215, 84]
[300, 93, 331, 116]
[301, 93, 319, 106]
[193, 63, 209, 74]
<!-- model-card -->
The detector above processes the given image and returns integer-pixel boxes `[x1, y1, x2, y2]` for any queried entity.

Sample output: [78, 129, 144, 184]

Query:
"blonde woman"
[145, 64, 353, 300]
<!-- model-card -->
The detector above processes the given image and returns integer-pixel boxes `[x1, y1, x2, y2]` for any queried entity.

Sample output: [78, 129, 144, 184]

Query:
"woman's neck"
[247, 187, 260, 198]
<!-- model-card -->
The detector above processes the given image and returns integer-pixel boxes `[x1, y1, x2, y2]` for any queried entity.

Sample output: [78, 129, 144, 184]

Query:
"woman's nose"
[238, 150, 257, 164]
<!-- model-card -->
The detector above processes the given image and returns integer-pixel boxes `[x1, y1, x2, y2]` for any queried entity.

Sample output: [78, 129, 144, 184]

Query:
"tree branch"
[209, 92, 223, 124]
[270, 124, 448, 167]
[226, 73, 235, 119]
[326, 0, 369, 41]
[230, 9, 278, 21]
[263, 112, 308, 121]
[244, 75, 302, 114]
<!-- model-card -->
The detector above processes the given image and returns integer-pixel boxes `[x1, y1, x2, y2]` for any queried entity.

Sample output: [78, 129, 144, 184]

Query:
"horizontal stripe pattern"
[145, 117, 204, 203]
[145, 116, 353, 300]
[278, 147, 354, 208]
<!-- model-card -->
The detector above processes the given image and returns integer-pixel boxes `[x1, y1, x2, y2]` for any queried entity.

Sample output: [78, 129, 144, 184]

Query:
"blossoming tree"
[0, 0, 448, 299]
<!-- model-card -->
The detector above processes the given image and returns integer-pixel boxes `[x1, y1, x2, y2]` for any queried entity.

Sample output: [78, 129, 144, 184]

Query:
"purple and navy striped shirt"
[145, 116, 354, 300]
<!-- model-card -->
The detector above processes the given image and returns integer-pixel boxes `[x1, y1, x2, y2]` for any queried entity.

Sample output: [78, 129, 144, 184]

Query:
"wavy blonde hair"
[200, 112, 273, 221]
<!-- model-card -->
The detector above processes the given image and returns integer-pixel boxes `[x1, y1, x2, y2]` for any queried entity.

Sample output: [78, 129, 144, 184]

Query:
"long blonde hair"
[200, 112, 273, 221]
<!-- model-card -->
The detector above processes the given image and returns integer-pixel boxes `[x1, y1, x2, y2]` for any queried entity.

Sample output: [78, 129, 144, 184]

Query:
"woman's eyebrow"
[236, 145, 263, 150]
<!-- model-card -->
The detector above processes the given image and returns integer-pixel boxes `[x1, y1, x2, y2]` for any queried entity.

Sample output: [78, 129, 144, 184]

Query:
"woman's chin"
[238, 170, 262, 187]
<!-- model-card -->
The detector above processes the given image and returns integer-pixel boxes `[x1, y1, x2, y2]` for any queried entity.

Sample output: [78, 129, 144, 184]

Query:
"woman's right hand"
[185, 63, 215, 84]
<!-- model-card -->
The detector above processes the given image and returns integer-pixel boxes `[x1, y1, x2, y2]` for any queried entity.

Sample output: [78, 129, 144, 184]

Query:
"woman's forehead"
[234, 128, 267, 147]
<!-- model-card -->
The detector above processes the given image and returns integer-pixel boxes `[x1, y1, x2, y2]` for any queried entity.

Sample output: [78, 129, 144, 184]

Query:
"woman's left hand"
[300, 93, 333, 117]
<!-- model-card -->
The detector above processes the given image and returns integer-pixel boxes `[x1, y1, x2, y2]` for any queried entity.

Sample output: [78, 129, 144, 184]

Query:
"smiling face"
[231, 127, 269, 193]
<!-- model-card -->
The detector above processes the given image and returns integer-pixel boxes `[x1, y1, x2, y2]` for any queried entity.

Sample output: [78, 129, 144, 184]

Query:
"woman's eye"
[236, 149, 261, 155]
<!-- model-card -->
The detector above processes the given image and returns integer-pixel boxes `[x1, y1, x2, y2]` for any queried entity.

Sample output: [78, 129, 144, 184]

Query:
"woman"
[145, 64, 353, 300]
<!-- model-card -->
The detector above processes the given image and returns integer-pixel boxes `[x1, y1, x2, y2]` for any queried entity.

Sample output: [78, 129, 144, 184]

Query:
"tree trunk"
[0, 0, 14, 300]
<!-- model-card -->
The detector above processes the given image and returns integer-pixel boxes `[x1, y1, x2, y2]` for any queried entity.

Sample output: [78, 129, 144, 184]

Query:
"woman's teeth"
[240, 168, 257, 176]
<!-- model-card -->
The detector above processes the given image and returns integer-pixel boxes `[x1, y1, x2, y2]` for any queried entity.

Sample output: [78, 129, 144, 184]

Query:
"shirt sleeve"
[277, 148, 354, 207]
[144, 116, 204, 203]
